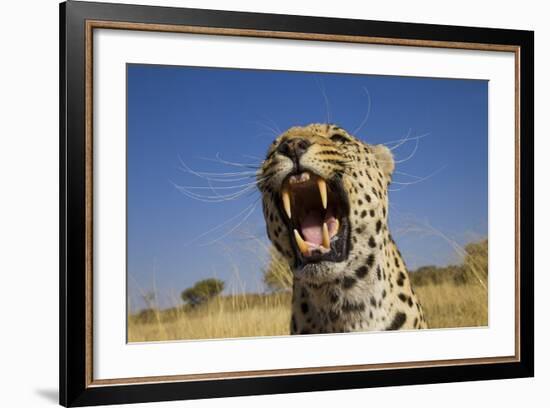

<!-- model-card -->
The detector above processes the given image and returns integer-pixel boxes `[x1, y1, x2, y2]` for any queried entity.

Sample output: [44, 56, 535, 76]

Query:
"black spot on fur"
[301, 302, 309, 315]
[370, 210, 375, 217]
[376, 220, 382, 234]
[343, 276, 357, 289]
[397, 271, 406, 286]
[387, 312, 407, 330]
[370, 296, 377, 307]
[342, 300, 365, 313]
[398, 293, 409, 303]
[368, 236, 376, 248]
[382, 289, 387, 298]
[355, 266, 368, 278]
[360, 210, 367, 218]
[408, 297, 414, 307]
[366, 254, 375, 267]
[377, 266, 382, 280]
[365, 194, 371, 203]
[329, 291, 339, 303]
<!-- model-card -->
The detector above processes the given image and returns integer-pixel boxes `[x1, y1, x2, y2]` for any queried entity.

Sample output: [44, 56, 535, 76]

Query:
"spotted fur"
[258, 124, 428, 334]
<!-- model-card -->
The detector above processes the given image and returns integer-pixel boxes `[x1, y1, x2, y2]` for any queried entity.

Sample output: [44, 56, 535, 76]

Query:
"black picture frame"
[60, 1, 534, 406]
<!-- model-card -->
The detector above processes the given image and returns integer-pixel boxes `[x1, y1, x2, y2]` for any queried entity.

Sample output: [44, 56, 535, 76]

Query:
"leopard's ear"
[372, 144, 394, 177]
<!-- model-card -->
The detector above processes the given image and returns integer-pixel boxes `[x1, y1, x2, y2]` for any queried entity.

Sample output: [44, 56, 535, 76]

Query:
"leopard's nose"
[277, 138, 311, 161]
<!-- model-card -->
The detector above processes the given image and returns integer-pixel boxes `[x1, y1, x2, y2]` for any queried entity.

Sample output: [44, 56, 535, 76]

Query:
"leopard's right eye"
[330, 134, 349, 144]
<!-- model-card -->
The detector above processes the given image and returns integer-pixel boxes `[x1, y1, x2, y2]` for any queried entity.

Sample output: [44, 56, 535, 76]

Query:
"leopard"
[257, 123, 428, 334]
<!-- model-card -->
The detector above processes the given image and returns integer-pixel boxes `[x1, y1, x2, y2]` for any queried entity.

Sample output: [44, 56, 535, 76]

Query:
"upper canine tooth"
[282, 188, 291, 219]
[318, 179, 327, 209]
[293, 229, 310, 256]
[322, 222, 331, 249]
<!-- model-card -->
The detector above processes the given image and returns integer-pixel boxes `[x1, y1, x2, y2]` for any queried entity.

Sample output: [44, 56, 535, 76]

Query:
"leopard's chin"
[293, 259, 346, 284]
[276, 170, 351, 269]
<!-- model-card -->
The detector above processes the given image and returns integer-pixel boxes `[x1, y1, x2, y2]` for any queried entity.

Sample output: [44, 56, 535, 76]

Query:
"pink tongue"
[301, 212, 323, 245]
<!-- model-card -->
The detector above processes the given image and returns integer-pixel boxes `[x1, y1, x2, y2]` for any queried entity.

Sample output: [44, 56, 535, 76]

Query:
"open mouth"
[279, 171, 350, 267]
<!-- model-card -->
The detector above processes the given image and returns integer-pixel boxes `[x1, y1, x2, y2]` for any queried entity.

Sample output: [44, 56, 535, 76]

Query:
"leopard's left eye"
[330, 134, 349, 144]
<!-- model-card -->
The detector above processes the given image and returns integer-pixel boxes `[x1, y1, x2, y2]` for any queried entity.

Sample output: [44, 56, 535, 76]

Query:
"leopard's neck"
[290, 238, 426, 334]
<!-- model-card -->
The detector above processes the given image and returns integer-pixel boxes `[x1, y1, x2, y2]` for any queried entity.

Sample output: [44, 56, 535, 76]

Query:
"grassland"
[128, 280, 487, 342]
[128, 239, 488, 342]
[128, 293, 292, 342]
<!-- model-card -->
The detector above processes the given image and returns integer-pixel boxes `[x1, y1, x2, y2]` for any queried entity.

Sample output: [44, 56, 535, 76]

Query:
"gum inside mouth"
[281, 171, 344, 258]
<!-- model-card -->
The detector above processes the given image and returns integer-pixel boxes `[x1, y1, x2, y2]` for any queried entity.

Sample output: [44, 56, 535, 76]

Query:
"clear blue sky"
[127, 64, 488, 311]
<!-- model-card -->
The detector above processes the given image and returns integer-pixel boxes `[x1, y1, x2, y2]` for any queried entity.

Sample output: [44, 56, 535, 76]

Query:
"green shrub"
[181, 278, 225, 306]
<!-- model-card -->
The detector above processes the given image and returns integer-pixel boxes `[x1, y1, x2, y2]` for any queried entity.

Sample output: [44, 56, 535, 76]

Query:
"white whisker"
[383, 132, 431, 148]
[198, 200, 260, 247]
[198, 152, 261, 169]
[394, 136, 420, 164]
[178, 156, 257, 178]
[387, 128, 412, 151]
[172, 182, 257, 203]
[394, 170, 425, 180]
[177, 159, 258, 185]
[184, 200, 258, 246]
[353, 87, 372, 135]
[176, 180, 263, 191]
[316, 77, 331, 124]
[249, 120, 279, 137]
[197, 175, 258, 183]
[251, 132, 279, 139]
[263, 116, 282, 134]
[391, 166, 446, 186]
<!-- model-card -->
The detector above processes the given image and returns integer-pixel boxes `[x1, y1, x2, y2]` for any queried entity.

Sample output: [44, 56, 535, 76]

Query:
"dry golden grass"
[415, 282, 487, 328]
[128, 281, 487, 342]
[128, 293, 292, 342]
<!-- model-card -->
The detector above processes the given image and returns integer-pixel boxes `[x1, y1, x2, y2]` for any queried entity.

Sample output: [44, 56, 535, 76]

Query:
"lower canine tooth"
[282, 188, 291, 219]
[322, 223, 331, 249]
[293, 229, 309, 256]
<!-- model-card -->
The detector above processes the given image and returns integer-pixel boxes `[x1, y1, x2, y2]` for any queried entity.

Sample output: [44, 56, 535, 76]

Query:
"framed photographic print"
[59, 1, 534, 406]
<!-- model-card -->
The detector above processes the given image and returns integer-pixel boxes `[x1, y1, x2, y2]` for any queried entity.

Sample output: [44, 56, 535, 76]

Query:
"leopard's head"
[258, 124, 395, 283]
